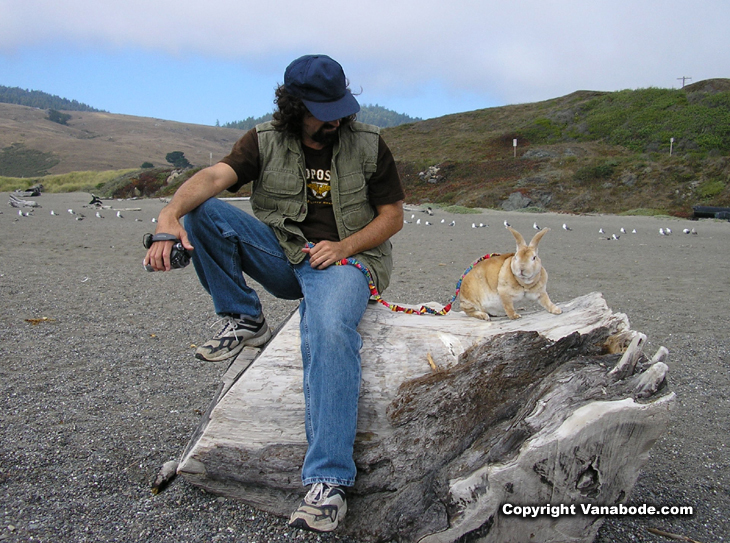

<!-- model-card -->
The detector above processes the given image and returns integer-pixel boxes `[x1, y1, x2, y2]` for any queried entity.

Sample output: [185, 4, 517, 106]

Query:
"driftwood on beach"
[175, 292, 674, 543]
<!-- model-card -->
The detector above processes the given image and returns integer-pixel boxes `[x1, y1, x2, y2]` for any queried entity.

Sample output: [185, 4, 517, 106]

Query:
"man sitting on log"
[144, 54, 405, 532]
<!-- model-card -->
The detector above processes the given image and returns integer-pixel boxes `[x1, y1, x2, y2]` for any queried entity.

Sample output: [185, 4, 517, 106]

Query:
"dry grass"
[0, 103, 243, 175]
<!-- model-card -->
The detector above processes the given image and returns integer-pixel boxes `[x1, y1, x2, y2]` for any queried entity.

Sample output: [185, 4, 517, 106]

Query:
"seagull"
[691, 228, 698, 235]
[449, 220, 455, 226]
[116, 211, 124, 219]
[683, 228, 691, 234]
[403, 219, 411, 224]
[75, 216, 84, 221]
[67, 209, 76, 215]
[665, 227, 672, 235]
[620, 227, 626, 234]
[472, 223, 477, 228]
[659, 228, 667, 235]
[425, 207, 434, 216]
[410, 214, 415, 220]
[632, 229, 637, 234]
[562, 223, 572, 231]
[425, 221, 432, 226]
[151, 217, 157, 223]
[533, 221, 541, 230]
[479, 223, 488, 228]
[416, 218, 421, 225]
[95, 211, 104, 219]
[50, 210, 58, 216]
[599, 228, 604, 234]
[441, 218, 445, 224]
[612, 234, 620, 240]
[503, 220, 511, 228]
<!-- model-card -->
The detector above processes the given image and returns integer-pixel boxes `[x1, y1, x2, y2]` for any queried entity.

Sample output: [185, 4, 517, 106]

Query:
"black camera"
[143, 233, 191, 271]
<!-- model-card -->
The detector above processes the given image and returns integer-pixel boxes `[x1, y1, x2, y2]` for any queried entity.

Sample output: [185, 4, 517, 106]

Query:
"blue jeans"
[185, 198, 371, 487]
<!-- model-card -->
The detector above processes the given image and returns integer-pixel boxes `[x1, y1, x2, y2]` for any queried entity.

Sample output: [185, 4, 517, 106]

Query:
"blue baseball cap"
[284, 54, 360, 122]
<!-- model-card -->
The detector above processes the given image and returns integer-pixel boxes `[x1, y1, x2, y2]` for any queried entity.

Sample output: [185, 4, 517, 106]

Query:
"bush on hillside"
[0, 143, 59, 177]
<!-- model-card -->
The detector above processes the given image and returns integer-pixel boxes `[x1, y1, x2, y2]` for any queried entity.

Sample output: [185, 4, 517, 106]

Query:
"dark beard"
[311, 123, 340, 145]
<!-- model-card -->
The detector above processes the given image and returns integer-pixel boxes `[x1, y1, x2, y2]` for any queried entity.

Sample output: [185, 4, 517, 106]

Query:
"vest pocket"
[260, 170, 303, 196]
[253, 194, 302, 219]
[341, 204, 374, 231]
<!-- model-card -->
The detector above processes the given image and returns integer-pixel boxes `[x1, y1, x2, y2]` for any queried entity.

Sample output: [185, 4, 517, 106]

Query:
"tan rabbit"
[459, 226, 562, 320]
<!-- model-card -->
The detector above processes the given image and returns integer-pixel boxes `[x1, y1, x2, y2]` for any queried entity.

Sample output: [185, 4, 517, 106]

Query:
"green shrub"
[46, 109, 72, 125]
[0, 143, 59, 177]
[574, 160, 617, 183]
[442, 205, 481, 214]
[697, 179, 726, 198]
[0, 169, 137, 193]
[619, 208, 670, 216]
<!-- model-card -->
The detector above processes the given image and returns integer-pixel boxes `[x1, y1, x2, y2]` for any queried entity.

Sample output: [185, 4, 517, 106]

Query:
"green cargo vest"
[252, 121, 393, 293]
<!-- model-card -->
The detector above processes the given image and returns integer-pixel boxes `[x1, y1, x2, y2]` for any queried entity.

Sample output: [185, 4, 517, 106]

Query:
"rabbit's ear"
[529, 227, 551, 248]
[507, 226, 526, 248]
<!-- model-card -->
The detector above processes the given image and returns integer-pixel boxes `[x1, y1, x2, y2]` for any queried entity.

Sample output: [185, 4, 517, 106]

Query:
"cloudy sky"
[1, 0, 727, 126]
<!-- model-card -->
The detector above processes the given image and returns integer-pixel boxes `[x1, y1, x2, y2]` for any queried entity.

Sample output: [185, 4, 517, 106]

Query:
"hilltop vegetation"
[2, 80, 729, 216]
[0, 85, 104, 112]
[384, 79, 730, 216]
[222, 103, 420, 130]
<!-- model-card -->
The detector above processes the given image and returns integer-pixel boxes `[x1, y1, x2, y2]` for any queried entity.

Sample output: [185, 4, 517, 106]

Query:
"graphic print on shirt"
[306, 168, 332, 205]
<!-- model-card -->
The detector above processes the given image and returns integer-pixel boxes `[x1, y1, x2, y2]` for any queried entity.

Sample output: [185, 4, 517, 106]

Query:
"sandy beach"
[1, 192, 729, 542]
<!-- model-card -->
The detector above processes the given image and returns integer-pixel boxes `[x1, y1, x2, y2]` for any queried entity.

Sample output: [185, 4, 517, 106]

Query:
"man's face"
[302, 113, 340, 147]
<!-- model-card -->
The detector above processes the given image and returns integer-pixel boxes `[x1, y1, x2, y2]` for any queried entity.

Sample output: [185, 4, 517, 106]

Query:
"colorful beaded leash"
[333, 249, 496, 316]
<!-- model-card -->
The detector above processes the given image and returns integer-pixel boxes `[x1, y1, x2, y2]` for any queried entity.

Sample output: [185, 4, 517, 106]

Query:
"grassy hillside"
[0, 103, 243, 174]
[2, 79, 729, 216]
[383, 79, 730, 216]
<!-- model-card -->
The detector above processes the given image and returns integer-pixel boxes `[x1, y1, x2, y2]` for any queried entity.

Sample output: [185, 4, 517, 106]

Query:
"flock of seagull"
[8, 196, 701, 238]
[7, 193, 158, 223]
[401, 206, 700, 239]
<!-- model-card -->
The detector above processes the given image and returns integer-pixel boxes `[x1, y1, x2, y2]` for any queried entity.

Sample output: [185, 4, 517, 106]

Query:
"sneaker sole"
[195, 326, 273, 362]
[288, 501, 347, 533]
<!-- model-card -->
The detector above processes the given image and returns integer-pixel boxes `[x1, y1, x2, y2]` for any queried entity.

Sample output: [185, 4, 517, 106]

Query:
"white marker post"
[513, 138, 517, 158]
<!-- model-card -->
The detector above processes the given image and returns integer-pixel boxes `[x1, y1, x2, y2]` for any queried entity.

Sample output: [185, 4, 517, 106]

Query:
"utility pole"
[677, 76, 692, 88]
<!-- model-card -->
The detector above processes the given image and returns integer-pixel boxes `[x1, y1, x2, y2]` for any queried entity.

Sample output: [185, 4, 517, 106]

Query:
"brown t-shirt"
[220, 128, 404, 243]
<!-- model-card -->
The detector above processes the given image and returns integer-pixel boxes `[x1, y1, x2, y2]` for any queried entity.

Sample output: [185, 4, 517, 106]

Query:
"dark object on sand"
[692, 205, 730, 220]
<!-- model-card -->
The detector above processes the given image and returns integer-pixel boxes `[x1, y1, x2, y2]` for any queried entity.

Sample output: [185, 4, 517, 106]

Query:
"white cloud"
[2, 0, 729, 120]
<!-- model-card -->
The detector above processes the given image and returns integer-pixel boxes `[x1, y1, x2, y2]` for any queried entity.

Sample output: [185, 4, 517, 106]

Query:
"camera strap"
[143, 232, 180, 249]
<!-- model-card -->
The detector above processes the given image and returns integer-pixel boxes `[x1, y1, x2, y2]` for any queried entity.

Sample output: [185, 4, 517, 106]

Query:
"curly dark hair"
[271, 84, 355, 137]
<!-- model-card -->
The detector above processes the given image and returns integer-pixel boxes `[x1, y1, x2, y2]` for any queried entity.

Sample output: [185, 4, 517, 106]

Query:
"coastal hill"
[0, 102, 244, 174]
[1, 79, 729, 216]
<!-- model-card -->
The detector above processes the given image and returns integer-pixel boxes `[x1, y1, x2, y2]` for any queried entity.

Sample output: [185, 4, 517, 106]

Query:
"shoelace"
[210, 316, 240, 341]
[305, 482, 332, 505]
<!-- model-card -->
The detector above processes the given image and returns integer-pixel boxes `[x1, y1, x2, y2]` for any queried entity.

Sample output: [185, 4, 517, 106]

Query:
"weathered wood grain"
[177, 292, 674, 542]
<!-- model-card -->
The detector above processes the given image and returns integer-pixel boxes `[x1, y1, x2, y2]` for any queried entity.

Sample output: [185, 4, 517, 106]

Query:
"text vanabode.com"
[502, 503, 694, 518]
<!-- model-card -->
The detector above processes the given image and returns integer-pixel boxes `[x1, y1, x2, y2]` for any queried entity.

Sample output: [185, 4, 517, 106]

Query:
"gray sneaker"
[288, 483, 347, 533]
[195, 314, 272, 361]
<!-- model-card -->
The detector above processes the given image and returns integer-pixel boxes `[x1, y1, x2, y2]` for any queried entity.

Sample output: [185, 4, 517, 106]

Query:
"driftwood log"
[176, 292, 674, 542]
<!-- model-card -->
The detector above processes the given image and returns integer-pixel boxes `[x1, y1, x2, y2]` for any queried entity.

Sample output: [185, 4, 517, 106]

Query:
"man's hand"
[301, 201, 404, 270]
[302, 241, 349, 269]
[143, 215, 194, 272]
[141, 162, 238, 271]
